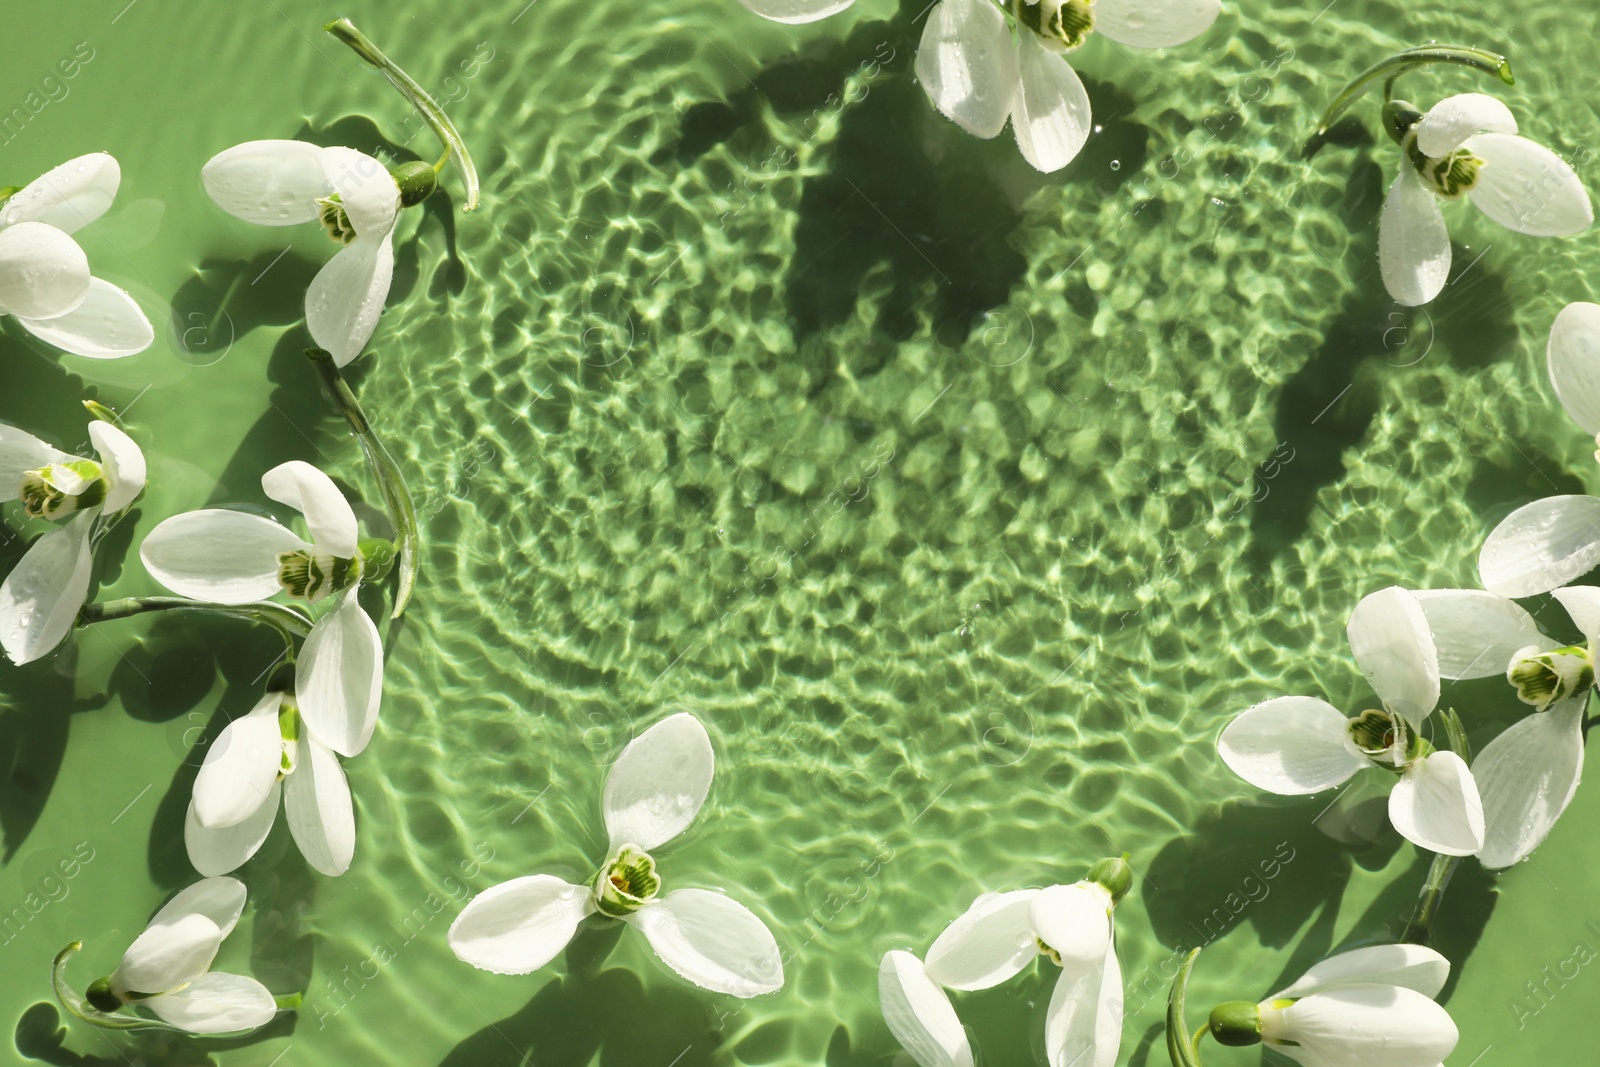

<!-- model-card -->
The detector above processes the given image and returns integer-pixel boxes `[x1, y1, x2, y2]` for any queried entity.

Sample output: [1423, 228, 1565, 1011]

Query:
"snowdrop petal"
[1412, 588, 1555, 679]
[1347, 586, 1439, 729]
[602, 712, 715, 851]
[1031, 882, 1111, 966]
[915, 0, 1019, 140]
[200, 140, 330, 226]
[296, 591, 382, 757]
[0, 220, 90, 320]
[305, 231, 394, 367]
[192, 694, 285, 829]
[0, 425, 70, 495]
[1043, 937, 1122, 1067]
[146, 972, 277, 1034]
[1546, 301, 1600, 436]
[1217, 696, 1366, 795]
[0, 509, 95, 665]
[924, 889, 1041, 990]
[1415, 93, 1517, 157]
[16, 277, 153, 359]
[318, 147, 399, 241]
[150, 877, 249, 941]
[1378, 168, 1451, 307]
[1, 153, 120, 233]
[448, 875, 594, 975]
[89, 419, 146, 513]
[141, 509, 309, 603]
[737, 0, 854, 23]
[261, 460, 359, 558]
[1473, 701, 1585, 869]
[1270, 943, 1450, 1001]
[1551, 585, 1600, 649]
[185, 784, 280, 877]
[624, 888, 784, 997]
[283, 737, 355, 876]
[1093, 0, 1220, 48]
[113, 912, 222, 997]
[1388, 750, 1484, 856]
[1478, 495, 1600, 597]
[1012, 37, 1092, 174]
[879, 951, 974, 1067]
[1261, 984, 1457, 1067]
[1464, 133, 1593, 237]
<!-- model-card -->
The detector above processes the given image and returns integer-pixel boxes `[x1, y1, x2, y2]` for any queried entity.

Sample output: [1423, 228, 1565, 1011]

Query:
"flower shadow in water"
[436, 921, 722, 1067]
[659, 0, 1148, 363]
[14, 998, 296, 1065]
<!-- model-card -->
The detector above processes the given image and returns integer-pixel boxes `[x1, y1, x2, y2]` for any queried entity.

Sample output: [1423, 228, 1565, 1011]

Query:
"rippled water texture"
[2, 0, 1600, 1063]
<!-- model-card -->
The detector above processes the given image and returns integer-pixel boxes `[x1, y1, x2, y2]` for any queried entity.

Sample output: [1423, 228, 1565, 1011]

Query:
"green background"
[1, 0, 1598, 1063]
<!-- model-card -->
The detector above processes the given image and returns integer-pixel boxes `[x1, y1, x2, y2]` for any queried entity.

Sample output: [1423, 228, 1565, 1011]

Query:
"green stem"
[305, 348, 418, 618]
[78, 597, 313, 646]
[324, 17, 479, 211]
[1304, 44, 1514, 157]
[1403, 850, 1459, 945]
[1167, 947, 1206, 1067]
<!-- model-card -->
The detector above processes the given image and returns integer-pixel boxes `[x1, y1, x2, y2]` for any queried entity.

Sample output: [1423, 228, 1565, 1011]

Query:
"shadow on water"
[1246, 154, 1520, 566]
[657, 0, 1148, 364]
[14, 999, 297, 1066]
[437, 923, 724, 1067]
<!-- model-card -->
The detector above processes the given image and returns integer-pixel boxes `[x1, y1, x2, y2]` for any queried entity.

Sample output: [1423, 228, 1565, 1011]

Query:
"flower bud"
[391, 161, 437, 207]
[85, 976, 122, 1013]
[358, 537, 397, 581]
[1207, 1000, 1263, 1047]
[1507, 644, 1593, 711]
[1383, 99, 1424, 145]
[1085, 854, 1133, 905]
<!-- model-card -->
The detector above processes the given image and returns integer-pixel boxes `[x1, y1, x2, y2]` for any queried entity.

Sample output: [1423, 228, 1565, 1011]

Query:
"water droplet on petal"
[1109, 159, 1121, 171]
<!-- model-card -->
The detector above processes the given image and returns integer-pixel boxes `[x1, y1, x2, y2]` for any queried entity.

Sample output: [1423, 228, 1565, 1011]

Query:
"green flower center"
[1347, 708, 1425, 770]
[1036, 935, 1062, 966]
[1406, 133, 1484, 199]
[1016, 0, 1095, 51]
[275, 548, 361, 601]
[1507, 645, 1594, 711]
[317, 194, 357, 245]
[19, 460, 106, 520]
[593, 844, 661, 917]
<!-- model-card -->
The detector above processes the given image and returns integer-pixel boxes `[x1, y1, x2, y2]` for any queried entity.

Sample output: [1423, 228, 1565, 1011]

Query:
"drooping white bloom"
[0, 153, 154, 357]
[1379, 94, 1592, 306]
[0, 418, 145, 664]
[139, 460, 383, 758]
[916, 0, 1220, 172]
[87, 877, 277, 1034]
[1218, 586, 1485, 856]
[201, 141, 400, 365]
[449, 713, 784, 998]
[183, 686, 357, 877]
[1251, 943, 1458, 1067]
[1415, 586, 1593, 868]
[884, 859, 1129, 1067]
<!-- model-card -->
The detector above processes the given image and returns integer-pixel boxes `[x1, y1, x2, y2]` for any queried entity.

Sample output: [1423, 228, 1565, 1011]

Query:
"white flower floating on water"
[1413, 586, 1594, 868]
[449, 712, 784, 998]
[738, 0, 1219, 173]
[879, 856, 1129, 1067]
[1218, 586, 1485, 856]
[0, 153, 154, 357]
[0, 415, 144, 664]
[139, 459, 384, 765]
[80, 877, 280, 1034]
[201, 142, 432, 365]
[1379, 93, 1592, 306]
[1201, 943, 1458, 1067]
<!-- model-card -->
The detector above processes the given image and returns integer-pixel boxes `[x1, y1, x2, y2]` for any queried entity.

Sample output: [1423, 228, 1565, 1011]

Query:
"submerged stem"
[79, 597, 313, 645]
[1304, 44, 1514, 157]
[305, 348, 419, 618]
[324, 17, 479, 210]
[1403, 708, 1471, 944]
[1167, 947, 1206, 1067]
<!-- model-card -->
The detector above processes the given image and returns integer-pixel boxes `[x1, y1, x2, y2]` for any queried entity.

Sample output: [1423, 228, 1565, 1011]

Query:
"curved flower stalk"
[879, 856, 1131, 1067]
[0, 414, 144, 664]
[1378, 93, 1591, 305]
[0, 153, 154, 357]
[1414, 586, 1594, 868]
[1217, 586, 1485, 856]
[54, 878, 292, 1034]
[739, 0, 1220, 172]
[1167, 943, 1458, 1067]
[139, 460, 387, 762]
[201, 142, 422, 366]
[449, 713, 784, 998]
[184, 679, 359, 877]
